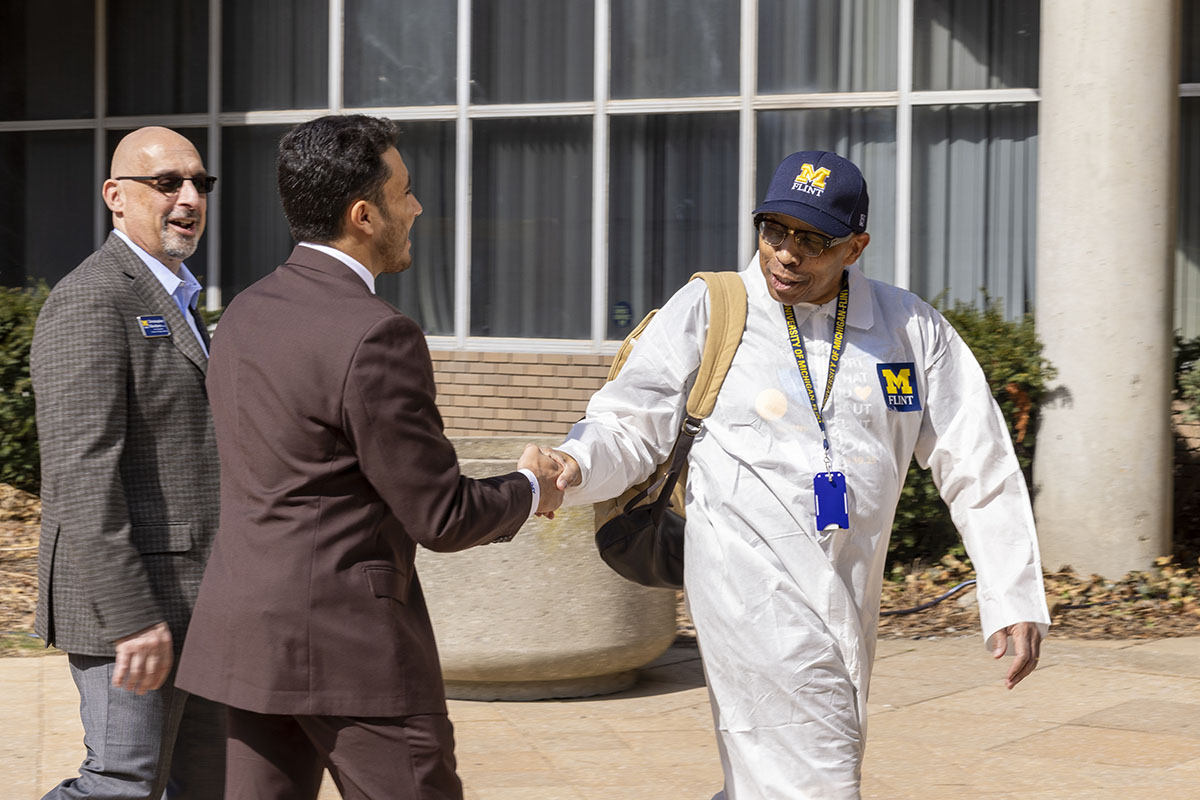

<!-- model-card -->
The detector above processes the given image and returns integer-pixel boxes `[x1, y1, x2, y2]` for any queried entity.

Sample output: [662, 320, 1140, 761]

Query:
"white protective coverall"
[557, 260, 1051, 799]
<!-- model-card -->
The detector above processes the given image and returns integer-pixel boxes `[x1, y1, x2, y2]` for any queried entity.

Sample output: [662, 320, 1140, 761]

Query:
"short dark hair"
[277, 114, 399, 243]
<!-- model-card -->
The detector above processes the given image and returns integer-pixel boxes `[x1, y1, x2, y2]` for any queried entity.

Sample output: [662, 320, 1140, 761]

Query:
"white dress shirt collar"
[298, 242, 376, 294]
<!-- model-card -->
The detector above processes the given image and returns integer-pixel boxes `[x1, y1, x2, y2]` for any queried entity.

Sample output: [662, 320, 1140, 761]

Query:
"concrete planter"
[415, 437, 677, 700]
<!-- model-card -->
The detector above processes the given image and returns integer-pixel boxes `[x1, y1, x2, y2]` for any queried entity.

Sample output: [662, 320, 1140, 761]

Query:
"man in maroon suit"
[176, 114, 563, 800]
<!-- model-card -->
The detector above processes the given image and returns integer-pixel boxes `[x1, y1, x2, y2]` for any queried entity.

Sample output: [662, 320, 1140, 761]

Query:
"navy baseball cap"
[752, 151, 869, 238]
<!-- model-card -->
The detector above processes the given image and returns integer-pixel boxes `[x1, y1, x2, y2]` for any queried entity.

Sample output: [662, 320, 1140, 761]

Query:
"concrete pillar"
[1034, 1, 1181, 577]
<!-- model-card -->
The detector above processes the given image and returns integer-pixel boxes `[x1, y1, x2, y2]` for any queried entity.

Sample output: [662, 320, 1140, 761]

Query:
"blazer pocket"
[361, 564, 410, 605]
[131, 522, 193, 554]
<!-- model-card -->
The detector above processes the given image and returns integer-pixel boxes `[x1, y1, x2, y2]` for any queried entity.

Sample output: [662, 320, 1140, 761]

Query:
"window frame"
[12, 0, 1191, 350]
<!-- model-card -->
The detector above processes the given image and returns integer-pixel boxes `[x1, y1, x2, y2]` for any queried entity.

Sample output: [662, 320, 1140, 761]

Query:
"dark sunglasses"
[115, 175, 218, 195]
[756, 219, 852, 257]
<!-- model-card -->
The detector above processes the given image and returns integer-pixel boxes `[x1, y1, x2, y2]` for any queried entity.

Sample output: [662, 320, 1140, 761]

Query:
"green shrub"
[888, 299, 1055, 573]
[1182, 367, 1200, 422]
[0, 284, 48, 494]
[0, 286, 222, 498]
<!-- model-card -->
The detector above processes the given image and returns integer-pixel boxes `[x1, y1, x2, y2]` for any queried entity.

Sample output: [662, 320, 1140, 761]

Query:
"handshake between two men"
[516, 443, 583, 519]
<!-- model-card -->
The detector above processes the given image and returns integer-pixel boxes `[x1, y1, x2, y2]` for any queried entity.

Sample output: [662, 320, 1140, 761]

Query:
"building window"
[1179, 0, 1200, 338]
[758, 0, 897, 94]
[107, 1, 209, 117]
[912, 0, 1040, 91]
[7, 0, 1138, 347]
[910, 103, 1037, 314]
[470, 0, 594, 104]
[0, 131, 94, 287]
[0, 1, 95, 121]
[610, 0, 739, 100]
[1181, 98, 1200, 338]
[223, 0, 329, 112]
[344, 0, 457, 107]
[607, 113, 739, 339]
[471, 117, 592, 339]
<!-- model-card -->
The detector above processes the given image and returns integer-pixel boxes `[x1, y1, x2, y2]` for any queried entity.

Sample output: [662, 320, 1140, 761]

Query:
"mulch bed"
[4, 484, 1198, 656]
[876, 554, 1200, 640]
[673, 553, 1200, 643]
[0, 484, 41, 653]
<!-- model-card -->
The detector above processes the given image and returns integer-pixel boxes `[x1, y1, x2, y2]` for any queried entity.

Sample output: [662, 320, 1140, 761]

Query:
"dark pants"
[43, 653, 226, 800]
[225, 706, 464, 800]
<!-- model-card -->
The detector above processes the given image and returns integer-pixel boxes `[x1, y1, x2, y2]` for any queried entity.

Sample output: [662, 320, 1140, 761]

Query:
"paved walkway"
[3, 635, 1198, 799]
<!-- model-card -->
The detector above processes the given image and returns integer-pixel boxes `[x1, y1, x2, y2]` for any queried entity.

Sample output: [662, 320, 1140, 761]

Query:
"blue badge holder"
[814, 471, 849, 530]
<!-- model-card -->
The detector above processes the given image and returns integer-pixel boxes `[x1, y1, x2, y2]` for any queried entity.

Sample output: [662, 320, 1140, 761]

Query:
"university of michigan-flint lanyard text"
[782, 269, 849, 477]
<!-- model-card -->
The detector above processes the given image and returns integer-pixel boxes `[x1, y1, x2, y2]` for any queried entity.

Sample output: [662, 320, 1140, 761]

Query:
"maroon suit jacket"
[176, 246, 532, 716]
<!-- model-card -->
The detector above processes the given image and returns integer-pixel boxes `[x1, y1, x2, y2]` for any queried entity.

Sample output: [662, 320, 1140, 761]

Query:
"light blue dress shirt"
[113, 229, 209, 356]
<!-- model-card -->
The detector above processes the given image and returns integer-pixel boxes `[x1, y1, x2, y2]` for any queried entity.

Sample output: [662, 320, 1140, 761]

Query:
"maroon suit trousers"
[225, 706, 463, 800]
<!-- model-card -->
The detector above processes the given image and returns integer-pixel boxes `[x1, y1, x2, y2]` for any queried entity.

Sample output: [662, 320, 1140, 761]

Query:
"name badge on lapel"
[137, 315, 171, 338]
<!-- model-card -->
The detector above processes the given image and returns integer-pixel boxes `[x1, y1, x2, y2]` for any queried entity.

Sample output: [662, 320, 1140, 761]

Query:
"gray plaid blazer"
[30, 233, 219, 656]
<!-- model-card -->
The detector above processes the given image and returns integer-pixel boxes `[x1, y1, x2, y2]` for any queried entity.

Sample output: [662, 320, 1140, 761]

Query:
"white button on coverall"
[557, 260, 1051, 799]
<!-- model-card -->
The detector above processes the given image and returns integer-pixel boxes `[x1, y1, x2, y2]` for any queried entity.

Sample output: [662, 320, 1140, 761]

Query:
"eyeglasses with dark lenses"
[757, 220, 852, 257]
[115, 175, 218, 195]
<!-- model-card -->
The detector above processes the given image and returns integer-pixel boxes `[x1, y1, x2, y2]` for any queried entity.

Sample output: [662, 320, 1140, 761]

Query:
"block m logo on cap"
[876, 362, 922, 411]
[792, 163, 831, 195]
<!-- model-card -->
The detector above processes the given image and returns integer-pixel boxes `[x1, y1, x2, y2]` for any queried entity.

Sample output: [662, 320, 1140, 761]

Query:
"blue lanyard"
[782, 270, 849, 473]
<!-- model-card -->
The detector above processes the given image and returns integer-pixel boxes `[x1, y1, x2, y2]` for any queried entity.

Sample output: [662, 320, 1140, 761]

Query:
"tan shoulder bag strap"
[605, 309, 657, 381]
[685, 271, 748, 420]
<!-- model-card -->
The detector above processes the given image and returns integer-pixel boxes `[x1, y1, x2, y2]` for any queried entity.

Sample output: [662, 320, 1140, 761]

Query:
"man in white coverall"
[548, 151, 1051, 799]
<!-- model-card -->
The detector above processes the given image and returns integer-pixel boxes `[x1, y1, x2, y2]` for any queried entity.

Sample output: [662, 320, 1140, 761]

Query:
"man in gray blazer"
[176, 114, 563, 800]
[31, 126, 225, 799]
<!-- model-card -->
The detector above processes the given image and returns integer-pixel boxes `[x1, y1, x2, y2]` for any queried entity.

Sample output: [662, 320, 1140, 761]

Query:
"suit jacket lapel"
[105, 234, 209, 375]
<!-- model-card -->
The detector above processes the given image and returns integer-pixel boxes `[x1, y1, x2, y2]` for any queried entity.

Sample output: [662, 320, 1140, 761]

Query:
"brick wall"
[430, 351, 614, 438]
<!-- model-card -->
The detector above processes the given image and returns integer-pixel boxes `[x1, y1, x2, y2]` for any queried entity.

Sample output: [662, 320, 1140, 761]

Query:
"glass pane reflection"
[0, 131, 95, 287]
[345, 0, 457, 107]
[910, 103, 1038, 317]
[471, 117, 592, 339]
[1183, 0, 1200, 83]
[0, 1, 94, 120]
[1176, 98, 1200, 338]
[107, 0, 209, 116]
[471, 0, 593, 104]
[758, 0, 897, 93]
[913, 0, 1040, 91]
[223, 0, 329, 111]
[611, 0, 738, 99]
[607, 113, 739, 340]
